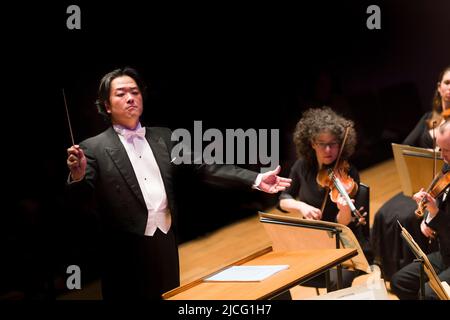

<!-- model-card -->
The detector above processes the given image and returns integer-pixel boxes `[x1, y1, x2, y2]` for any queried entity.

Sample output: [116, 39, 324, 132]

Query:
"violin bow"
[415, 121, 439, 220]
[320, 126, 350, 213]
[432, 120, 437, 180]
[333, 126, 350, 172]
[332, 126, 367, 225]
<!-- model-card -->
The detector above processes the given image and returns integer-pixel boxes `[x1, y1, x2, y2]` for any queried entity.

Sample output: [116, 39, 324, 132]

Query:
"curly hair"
[293, 107, 357, 168]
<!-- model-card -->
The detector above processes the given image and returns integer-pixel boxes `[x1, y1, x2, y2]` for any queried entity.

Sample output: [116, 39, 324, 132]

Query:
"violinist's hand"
[336, 195, 353, 225]
[413, 188, 439, 218]
[412, 188, 426, 203]
[299, 202, 322, 220]
[67, 145, 87, 182]
[420, 220, 437, 239]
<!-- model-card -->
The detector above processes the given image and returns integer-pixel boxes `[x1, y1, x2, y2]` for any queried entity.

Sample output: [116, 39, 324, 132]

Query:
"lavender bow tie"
[122, 127, 146, 141]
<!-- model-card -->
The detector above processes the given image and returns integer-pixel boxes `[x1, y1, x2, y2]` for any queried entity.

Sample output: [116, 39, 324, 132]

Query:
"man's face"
[106, 75, 143, 127]
[437, 126, 450, 163]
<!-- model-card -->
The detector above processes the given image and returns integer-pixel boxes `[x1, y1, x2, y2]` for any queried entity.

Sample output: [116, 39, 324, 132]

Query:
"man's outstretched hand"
[258, 165, 292, 194]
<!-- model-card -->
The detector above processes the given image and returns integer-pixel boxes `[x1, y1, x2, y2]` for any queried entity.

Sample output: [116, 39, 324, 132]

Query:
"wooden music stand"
[259, 212, 371, 291]
[259, 212, 370, 272]
[398, 221, 450, 300]
[162, 247, 357, 300]
[392, 143, 444, 196]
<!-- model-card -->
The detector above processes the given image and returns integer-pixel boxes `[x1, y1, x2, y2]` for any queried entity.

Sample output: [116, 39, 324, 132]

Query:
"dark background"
[1, 0, 449, 299]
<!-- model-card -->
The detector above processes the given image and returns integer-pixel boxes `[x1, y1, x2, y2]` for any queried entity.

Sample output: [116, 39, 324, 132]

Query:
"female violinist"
[279, 107, 372, 290]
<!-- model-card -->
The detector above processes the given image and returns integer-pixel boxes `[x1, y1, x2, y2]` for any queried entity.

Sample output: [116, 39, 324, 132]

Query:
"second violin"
[415, 170, 450, 218]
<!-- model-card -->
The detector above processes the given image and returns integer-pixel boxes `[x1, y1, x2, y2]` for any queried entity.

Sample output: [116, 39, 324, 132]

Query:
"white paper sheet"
[442, 281, 450, 296]
[335, 290, 376, 300]
[205, 265, 289, 282]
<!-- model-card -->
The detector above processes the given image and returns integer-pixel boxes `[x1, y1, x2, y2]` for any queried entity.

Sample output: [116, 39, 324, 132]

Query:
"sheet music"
[398, 221, 449, 300]
[336, 290, 376, 300]
[204, 265, 289, 282]
[442, 281, 450, 296]
[391, 143, 445, 196]
[306, 279, 388, 300]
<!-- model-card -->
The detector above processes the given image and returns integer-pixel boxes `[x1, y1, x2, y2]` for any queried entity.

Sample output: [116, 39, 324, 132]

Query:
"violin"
[316, 126, 367, 226]
[415, 114, 450, 219]
[317, 160, 358, 201]
[317, 160, 367, 226]
[415, 170, 450, 218]
[442, 108, 450, 120]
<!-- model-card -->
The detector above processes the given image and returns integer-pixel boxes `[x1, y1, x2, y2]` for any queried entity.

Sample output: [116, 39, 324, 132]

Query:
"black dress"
[371, 112, 439, 281]
[279, 159, 372, 289]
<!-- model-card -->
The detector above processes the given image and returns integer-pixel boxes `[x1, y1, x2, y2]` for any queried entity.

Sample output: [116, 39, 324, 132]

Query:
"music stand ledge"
[162, 247, 357, 300]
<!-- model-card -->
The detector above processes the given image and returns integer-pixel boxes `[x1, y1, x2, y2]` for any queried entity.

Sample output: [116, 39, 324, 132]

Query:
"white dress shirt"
[114, 123, 171, 236]
[425, 186, 450, 224]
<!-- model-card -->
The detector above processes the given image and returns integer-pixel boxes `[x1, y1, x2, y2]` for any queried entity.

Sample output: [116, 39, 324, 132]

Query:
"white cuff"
[425, 212, 433, 224]
[67, 173, 82, 184]
[252, 173, 263, 190]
